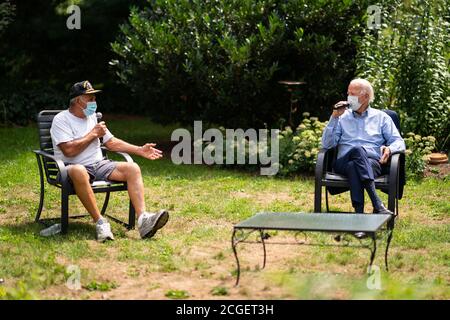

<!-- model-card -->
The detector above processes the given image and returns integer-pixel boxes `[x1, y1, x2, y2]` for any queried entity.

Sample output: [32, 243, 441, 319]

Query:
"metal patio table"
[232, 212, 394, 285]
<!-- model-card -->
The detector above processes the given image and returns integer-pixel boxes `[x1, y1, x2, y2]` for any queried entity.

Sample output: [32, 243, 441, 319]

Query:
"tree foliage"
[0, 0, 15, 35]
[111, 0, 371, 127]
[356, 0, 450, 150]
[0, 0, 144, 125]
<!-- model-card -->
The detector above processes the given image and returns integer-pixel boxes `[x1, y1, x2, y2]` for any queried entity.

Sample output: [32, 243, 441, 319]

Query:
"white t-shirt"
[50, 110, 114, 166]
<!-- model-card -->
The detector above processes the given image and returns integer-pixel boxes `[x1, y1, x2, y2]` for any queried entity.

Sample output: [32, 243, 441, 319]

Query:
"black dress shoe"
[373, 204, 393, 215]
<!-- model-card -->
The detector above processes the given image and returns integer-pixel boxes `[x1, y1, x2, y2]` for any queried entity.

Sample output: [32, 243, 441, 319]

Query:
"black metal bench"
[33, 110, 136, 234]
[232, 212, 394, 285]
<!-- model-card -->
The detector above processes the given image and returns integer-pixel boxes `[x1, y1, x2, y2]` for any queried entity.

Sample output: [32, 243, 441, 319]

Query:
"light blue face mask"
[82, 101, 97, 117]
[347, 95, 361, 111]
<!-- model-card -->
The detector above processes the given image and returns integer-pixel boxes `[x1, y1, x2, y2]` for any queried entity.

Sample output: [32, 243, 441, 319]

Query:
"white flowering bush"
[404, 133, 436, 179]
[278, 113, 327, 175]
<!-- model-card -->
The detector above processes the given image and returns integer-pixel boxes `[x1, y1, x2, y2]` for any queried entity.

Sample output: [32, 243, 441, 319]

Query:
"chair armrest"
[101, 147, 134, 163]
[388, 152, 406, 215]
[388, 150, 405, 182]
[315, 148, 328, 179]
[33, 150, 68, 183]
[390, 150, 405, 155]
[389, 153, 400, 180]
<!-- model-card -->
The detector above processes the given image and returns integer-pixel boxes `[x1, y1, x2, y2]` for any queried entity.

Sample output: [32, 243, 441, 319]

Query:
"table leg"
[231, 228, 241, 286]
[385, 219, 395, 271]
[259, 229, 267, 269]
[369, 233, 377, 269]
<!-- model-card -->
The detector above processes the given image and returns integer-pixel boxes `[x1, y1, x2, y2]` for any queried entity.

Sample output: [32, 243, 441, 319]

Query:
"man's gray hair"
[350, 78, 375, 103]
[69, 97, 78, 106]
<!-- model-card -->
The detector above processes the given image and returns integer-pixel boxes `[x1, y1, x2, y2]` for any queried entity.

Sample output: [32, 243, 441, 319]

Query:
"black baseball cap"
[69, 80, 102, 99]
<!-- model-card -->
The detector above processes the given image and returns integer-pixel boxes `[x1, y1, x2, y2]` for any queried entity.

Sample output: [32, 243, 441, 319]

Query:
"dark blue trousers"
[334, 146, 381, 211]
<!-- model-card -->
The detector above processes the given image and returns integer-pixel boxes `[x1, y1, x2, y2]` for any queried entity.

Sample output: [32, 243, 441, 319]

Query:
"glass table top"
[234, 212, 392, 233]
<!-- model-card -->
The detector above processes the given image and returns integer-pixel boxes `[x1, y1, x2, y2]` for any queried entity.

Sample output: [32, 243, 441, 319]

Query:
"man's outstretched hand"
[379, 146, 391, 164]
[139, 143, 163, 160]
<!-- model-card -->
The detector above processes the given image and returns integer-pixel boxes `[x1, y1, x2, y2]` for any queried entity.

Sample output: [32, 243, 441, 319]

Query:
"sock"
[138, 212, 148, 227]
[354, 204, 364, 213]
[363, 180, 382, 210]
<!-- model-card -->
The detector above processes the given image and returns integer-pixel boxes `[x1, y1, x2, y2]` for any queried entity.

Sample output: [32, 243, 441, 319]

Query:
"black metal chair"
[314, 110, 406, 216]
[33, 110, 136, 234]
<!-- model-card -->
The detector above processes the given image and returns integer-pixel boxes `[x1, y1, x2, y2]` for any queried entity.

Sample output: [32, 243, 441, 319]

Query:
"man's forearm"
[105, 138, 141, 155]
[388, 139, 406, 154]
[60, 133, 98, 157]
[321, 117, 339, 149]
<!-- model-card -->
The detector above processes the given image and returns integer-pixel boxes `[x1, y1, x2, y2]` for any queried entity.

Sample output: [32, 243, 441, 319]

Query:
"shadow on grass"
[0, 219, 97, 243]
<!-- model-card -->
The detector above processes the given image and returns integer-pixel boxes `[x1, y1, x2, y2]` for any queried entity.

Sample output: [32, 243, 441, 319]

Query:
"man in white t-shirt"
[50, 81, 169, 242]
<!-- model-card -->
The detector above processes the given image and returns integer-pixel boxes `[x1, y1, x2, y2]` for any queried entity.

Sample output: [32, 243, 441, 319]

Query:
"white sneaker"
[96, 218, 114, 242]
[138, 210, 169, 239]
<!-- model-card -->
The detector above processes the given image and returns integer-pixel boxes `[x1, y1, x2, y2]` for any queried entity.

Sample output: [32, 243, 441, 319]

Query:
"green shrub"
[0, 1, 142, 125]
[0, 87, 66, 126]
[0, 1, 15, 36]
[278, 112, 326, 175]
[404, 133, 436, 179]
[204, 125, 278, 173]
[111, 0, 372, 127]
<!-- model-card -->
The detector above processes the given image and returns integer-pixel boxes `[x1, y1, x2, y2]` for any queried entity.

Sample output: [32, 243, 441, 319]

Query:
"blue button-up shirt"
[321, 107, 405, 160]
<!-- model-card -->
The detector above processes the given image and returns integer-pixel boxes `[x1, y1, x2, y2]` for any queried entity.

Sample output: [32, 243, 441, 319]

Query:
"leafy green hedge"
[0, 87, 66, 126]
[0, 0, 143, 126]
[111, 0, 371, 127]
[0, 1, 15, 35]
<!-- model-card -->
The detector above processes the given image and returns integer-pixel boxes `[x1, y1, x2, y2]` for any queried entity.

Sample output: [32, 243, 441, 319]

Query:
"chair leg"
[387, 190, 395, 213]
[35, 174, 45, 223]
[325, 188, 330, 213]
[314, 185, 322, 213]
[100, 192, 110, 216]
[61, 189, 69, 234]
[35, 154, 45, 222]
[128, 200, 135, 230]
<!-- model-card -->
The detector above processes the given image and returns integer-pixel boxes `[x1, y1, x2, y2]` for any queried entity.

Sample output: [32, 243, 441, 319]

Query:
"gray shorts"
[60, 159, 117, 184]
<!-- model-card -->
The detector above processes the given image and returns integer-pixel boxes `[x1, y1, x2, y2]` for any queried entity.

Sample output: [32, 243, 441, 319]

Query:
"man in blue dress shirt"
[321, 78, 405, 216]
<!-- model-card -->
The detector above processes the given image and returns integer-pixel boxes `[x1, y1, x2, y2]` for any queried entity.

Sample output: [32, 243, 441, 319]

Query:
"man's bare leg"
[108, 162, 146, 217]
[109, 162, 169, 239]
[67, 164, 101, 222]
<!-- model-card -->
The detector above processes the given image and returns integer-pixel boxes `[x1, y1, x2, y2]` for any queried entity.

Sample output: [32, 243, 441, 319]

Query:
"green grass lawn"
[0, 119, 449, 300]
